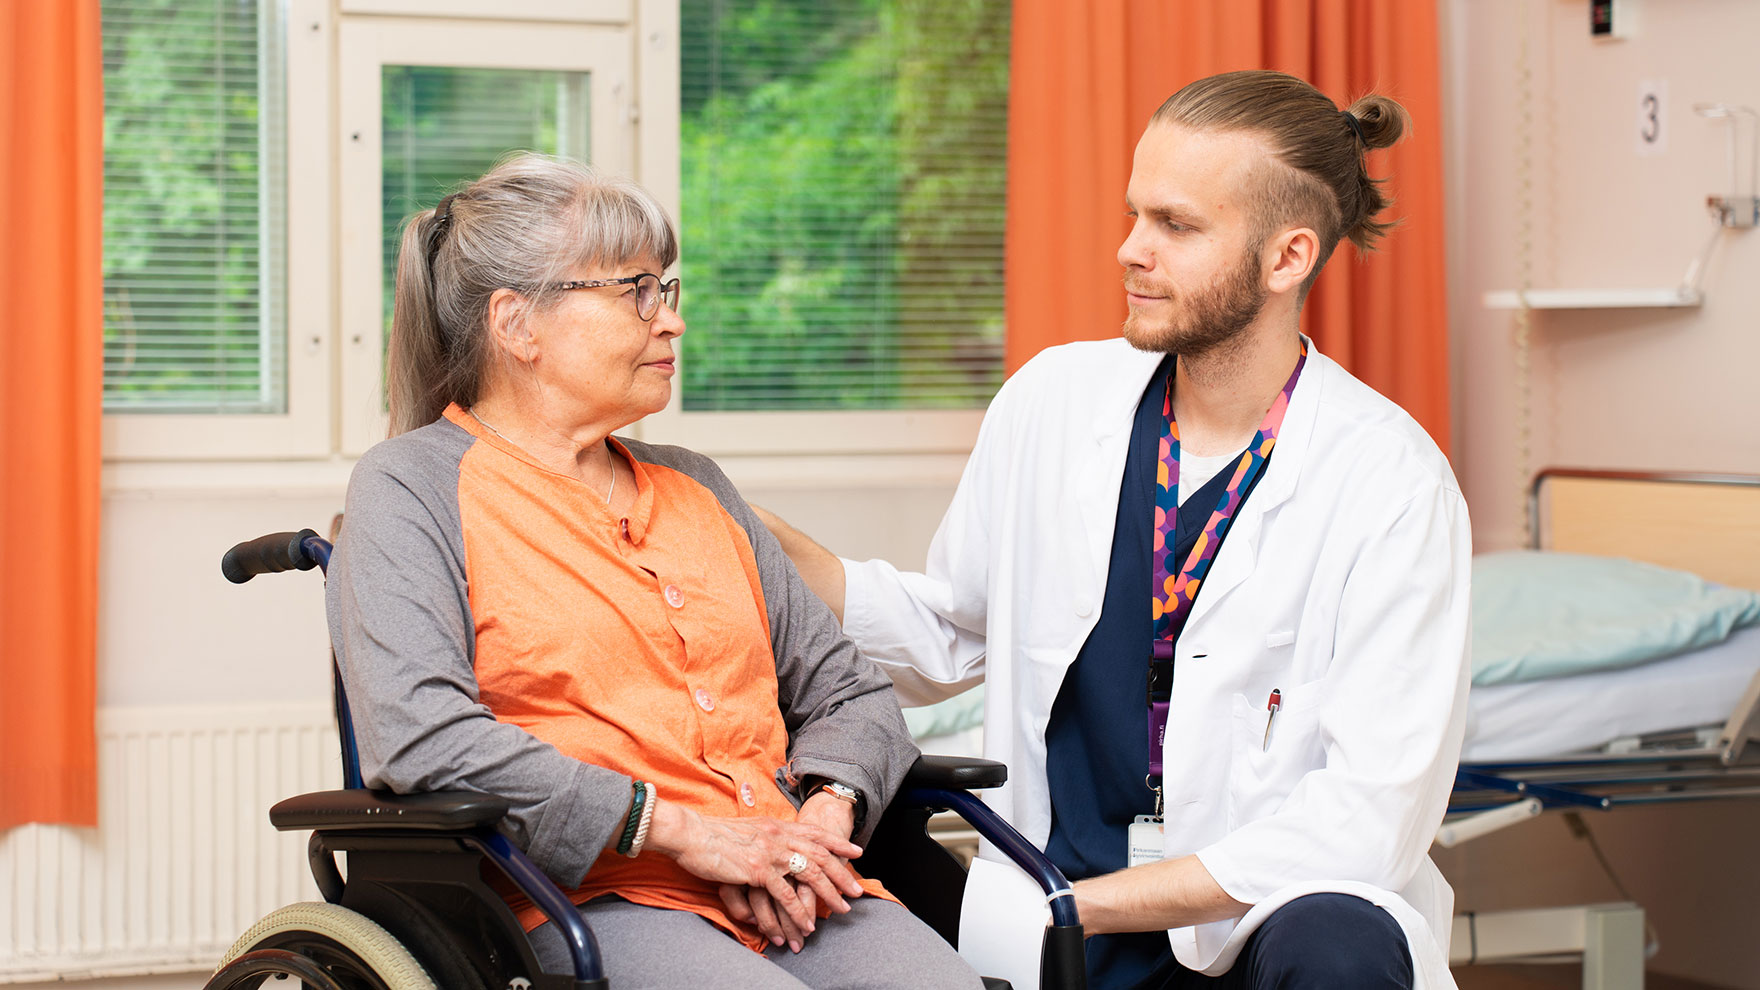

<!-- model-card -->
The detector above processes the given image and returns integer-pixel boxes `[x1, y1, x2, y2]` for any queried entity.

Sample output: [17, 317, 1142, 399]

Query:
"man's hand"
[1071, 854, 1251, 935]
[718, 791, 863, 952]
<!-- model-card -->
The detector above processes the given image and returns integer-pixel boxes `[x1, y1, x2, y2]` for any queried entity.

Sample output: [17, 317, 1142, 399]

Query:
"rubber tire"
[216, 901, 438, 990]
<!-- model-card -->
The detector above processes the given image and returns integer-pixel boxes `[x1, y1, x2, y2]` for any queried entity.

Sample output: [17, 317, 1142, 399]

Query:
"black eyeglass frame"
[552, 273, 680, 321]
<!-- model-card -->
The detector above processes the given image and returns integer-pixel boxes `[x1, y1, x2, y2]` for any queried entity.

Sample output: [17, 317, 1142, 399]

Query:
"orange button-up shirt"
[446, 406, 886, 946]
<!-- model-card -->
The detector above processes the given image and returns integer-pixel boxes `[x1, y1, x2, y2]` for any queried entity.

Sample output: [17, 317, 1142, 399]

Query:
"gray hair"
[385, 152, 679, 436]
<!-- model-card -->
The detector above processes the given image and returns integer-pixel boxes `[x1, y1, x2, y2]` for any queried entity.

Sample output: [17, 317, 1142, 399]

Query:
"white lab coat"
[843, 337, 1471, 989]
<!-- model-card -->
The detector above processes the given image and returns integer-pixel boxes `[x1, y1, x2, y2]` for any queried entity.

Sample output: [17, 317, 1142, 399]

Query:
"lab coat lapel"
[1077, 346, 1166, 590]
[1185, 338, 1328, 622]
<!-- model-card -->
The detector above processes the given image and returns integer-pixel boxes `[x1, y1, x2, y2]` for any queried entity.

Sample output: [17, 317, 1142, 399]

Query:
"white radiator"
[0, 704, 339, 983]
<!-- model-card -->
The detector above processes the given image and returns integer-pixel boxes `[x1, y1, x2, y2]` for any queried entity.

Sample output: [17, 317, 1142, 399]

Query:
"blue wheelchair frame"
[215, 529, 1087, 990]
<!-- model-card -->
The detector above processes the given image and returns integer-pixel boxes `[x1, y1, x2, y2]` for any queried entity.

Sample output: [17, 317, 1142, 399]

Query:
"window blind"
[379, 66, 590, 327]
[101, 0, 286, 414]
[679, 0, 1010, 411]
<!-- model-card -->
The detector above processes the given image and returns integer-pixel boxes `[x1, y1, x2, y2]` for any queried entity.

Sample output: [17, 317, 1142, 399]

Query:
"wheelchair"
[210, 529, 1088, 990]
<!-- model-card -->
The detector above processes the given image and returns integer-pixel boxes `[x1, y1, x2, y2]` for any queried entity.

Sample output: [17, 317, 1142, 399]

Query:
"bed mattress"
[1461, 623, 1760, 762]
[914, 626, 1760, 765]
[910, 627, 1760, 764]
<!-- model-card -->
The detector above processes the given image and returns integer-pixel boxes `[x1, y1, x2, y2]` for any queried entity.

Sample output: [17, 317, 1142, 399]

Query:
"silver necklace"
[469, 408, 616, 504]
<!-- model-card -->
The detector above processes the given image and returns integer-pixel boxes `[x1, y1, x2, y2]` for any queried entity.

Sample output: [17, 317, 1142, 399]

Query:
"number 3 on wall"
[1636, 80, 1667, 156]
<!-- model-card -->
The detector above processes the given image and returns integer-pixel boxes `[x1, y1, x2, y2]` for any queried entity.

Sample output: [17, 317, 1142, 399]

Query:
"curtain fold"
[0, 2, 103, 829]
[1004, 0, 1451, 451]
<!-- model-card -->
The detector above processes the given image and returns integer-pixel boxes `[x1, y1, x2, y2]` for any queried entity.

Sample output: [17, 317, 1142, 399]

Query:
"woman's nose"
[654, 302, 684, 338]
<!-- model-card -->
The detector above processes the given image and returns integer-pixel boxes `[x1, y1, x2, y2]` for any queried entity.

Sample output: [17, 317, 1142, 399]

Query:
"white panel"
[0, 704, 335, 983]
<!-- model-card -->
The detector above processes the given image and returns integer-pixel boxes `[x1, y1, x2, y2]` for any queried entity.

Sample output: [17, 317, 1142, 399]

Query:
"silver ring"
[786, 852, 810, 876]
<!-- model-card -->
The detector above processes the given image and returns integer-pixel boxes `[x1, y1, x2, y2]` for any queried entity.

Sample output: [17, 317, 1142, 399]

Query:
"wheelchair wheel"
[209, 901, 438, 990]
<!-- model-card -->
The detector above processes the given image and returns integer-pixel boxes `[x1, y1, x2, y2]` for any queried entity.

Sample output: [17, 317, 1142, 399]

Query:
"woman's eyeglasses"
[553, 273, 680, 322]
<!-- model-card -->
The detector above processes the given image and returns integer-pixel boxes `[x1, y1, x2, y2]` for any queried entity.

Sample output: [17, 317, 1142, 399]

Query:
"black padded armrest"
[905, 754, 1008, 790]
[270, 789, 510, 832]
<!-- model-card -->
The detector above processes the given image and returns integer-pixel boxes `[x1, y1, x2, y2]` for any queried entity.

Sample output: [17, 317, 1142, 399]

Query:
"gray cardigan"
[325, 417, 918, 888]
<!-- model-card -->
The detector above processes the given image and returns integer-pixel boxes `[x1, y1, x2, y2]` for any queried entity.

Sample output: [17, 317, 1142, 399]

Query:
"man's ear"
[1264, 226, 1320, 297]
[486, 287, 538, 363]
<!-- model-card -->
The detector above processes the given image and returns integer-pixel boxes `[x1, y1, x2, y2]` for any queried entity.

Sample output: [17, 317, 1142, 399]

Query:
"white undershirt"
[1177, 449, 1243, 506]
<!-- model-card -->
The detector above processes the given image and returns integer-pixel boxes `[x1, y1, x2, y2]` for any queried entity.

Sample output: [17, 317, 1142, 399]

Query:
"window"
[677, 0, 1009, 413]
[335, 17, 634, 453]
[379, 66, 593, 338]
[100, 0, 998, 464]
[100, 0, 287, 414]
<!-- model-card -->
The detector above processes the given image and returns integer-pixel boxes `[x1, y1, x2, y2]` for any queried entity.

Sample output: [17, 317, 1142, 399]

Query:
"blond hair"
[1153, 70, 1410, 300]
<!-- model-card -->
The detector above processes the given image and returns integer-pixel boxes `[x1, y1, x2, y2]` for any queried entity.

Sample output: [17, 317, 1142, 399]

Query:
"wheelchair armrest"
[905, 754, 1008, 790]
[269, 789, 511, 832]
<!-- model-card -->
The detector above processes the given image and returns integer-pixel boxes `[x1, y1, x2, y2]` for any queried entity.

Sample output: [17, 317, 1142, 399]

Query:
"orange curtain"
[1005, 0, 1451, 451]
[0, 2, 103, 829]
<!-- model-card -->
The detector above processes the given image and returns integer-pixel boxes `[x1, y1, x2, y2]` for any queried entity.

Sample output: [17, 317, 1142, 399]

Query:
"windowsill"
[100, 448, 971, 497]
[102, 458, 359, 497]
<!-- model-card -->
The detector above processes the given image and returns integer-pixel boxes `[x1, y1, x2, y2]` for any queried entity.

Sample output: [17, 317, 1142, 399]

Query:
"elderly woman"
[326, 154, 981, 989]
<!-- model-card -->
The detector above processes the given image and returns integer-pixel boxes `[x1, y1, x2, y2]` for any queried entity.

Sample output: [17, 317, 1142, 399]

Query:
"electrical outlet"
[1592, 0, 1635, 40]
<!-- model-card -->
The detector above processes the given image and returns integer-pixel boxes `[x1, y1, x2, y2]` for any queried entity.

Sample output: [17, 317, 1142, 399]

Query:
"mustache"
[1122, 273, 1170, 298]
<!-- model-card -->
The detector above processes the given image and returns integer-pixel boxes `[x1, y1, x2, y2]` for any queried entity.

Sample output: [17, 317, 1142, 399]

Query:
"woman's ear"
[486, 287, 539, 363]
[1264, 226, 1319, 297]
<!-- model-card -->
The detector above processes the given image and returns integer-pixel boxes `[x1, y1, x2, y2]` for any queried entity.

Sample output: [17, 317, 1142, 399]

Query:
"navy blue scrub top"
[1043, 354, 1271, 990]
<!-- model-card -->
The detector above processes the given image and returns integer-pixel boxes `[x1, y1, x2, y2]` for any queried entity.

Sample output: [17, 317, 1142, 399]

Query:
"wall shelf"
[1482, 287, 1704, 310]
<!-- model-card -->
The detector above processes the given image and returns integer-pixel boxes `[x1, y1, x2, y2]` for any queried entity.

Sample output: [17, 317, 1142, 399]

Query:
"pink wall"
[1442, 2, 1760, 986]
[1447, 0, 1760, 552]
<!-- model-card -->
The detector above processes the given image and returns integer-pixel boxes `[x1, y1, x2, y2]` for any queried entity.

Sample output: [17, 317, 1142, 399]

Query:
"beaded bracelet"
[615, 781, 648, 857]
[626, 782, 658, 858]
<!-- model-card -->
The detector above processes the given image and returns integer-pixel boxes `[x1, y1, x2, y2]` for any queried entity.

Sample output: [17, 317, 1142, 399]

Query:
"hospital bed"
[909, 468, 1760, 989]
[1441, 469, 1760, 987]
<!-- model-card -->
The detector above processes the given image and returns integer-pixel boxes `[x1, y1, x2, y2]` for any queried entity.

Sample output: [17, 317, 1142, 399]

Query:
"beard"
[1121, 243, 1269, 356]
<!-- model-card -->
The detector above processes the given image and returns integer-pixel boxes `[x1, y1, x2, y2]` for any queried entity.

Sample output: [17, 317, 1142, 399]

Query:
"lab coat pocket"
[1225, 679, 1325, 829]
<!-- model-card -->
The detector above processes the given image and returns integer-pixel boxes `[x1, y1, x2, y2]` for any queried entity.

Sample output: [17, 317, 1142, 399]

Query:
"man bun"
[1153, 71, 1413, 298]
[1345, 94, 1410, 152]
[1341, 94, 1411, 250]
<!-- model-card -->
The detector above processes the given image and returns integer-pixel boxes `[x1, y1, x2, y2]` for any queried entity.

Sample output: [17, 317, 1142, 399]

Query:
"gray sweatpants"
[528, 894, 985, 989]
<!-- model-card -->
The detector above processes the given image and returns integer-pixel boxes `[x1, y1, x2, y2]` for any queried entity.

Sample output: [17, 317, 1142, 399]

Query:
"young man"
[761, 71, 1470, 990]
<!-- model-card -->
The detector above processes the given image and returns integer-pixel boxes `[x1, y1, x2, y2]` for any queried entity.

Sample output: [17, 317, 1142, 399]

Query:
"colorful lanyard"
[1145, 344, 1307, 792]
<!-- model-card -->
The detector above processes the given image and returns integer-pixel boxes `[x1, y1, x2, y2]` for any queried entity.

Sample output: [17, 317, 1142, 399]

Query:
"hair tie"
[1340, 110, 1366, 146]
[426, 194, 459, 274]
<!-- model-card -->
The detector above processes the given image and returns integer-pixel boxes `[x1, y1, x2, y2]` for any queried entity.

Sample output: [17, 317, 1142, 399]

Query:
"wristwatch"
[815, 779, 861, 808]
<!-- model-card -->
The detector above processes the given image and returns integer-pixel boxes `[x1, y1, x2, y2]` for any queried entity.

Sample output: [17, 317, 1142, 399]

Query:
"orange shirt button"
[740, 782, 756, 807]
[694, 688, 715, 713]
[664, 584, 685, 608]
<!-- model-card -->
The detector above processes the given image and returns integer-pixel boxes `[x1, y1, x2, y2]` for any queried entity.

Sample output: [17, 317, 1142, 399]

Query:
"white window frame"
[102, 0, 334, 462]
[102, 0, 988, 470]
[336, 13, 640, 454]
[339, 0, 633, 21]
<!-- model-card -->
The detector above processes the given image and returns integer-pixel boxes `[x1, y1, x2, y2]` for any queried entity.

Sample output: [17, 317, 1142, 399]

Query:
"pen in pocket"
[1262, 688, 1281, 751]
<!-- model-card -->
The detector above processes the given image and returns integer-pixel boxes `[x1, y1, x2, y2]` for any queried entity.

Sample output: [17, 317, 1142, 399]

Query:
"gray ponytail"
[385, 153, 679, 437]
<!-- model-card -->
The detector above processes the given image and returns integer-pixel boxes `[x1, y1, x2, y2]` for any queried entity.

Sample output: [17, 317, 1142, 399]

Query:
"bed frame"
[1442, 468, 1760, 985]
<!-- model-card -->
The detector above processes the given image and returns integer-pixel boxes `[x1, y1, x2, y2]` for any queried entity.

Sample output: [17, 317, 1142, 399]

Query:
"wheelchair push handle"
[222, 529, 324, 584]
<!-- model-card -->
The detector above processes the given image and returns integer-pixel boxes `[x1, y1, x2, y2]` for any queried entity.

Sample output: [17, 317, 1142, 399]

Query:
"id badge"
[1127, 815, 1165, 869]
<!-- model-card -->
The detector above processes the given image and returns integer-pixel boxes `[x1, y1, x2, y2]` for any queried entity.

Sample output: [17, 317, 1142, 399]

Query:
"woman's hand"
[645, 795, 865, 942]
[717, 791, 861, 951]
